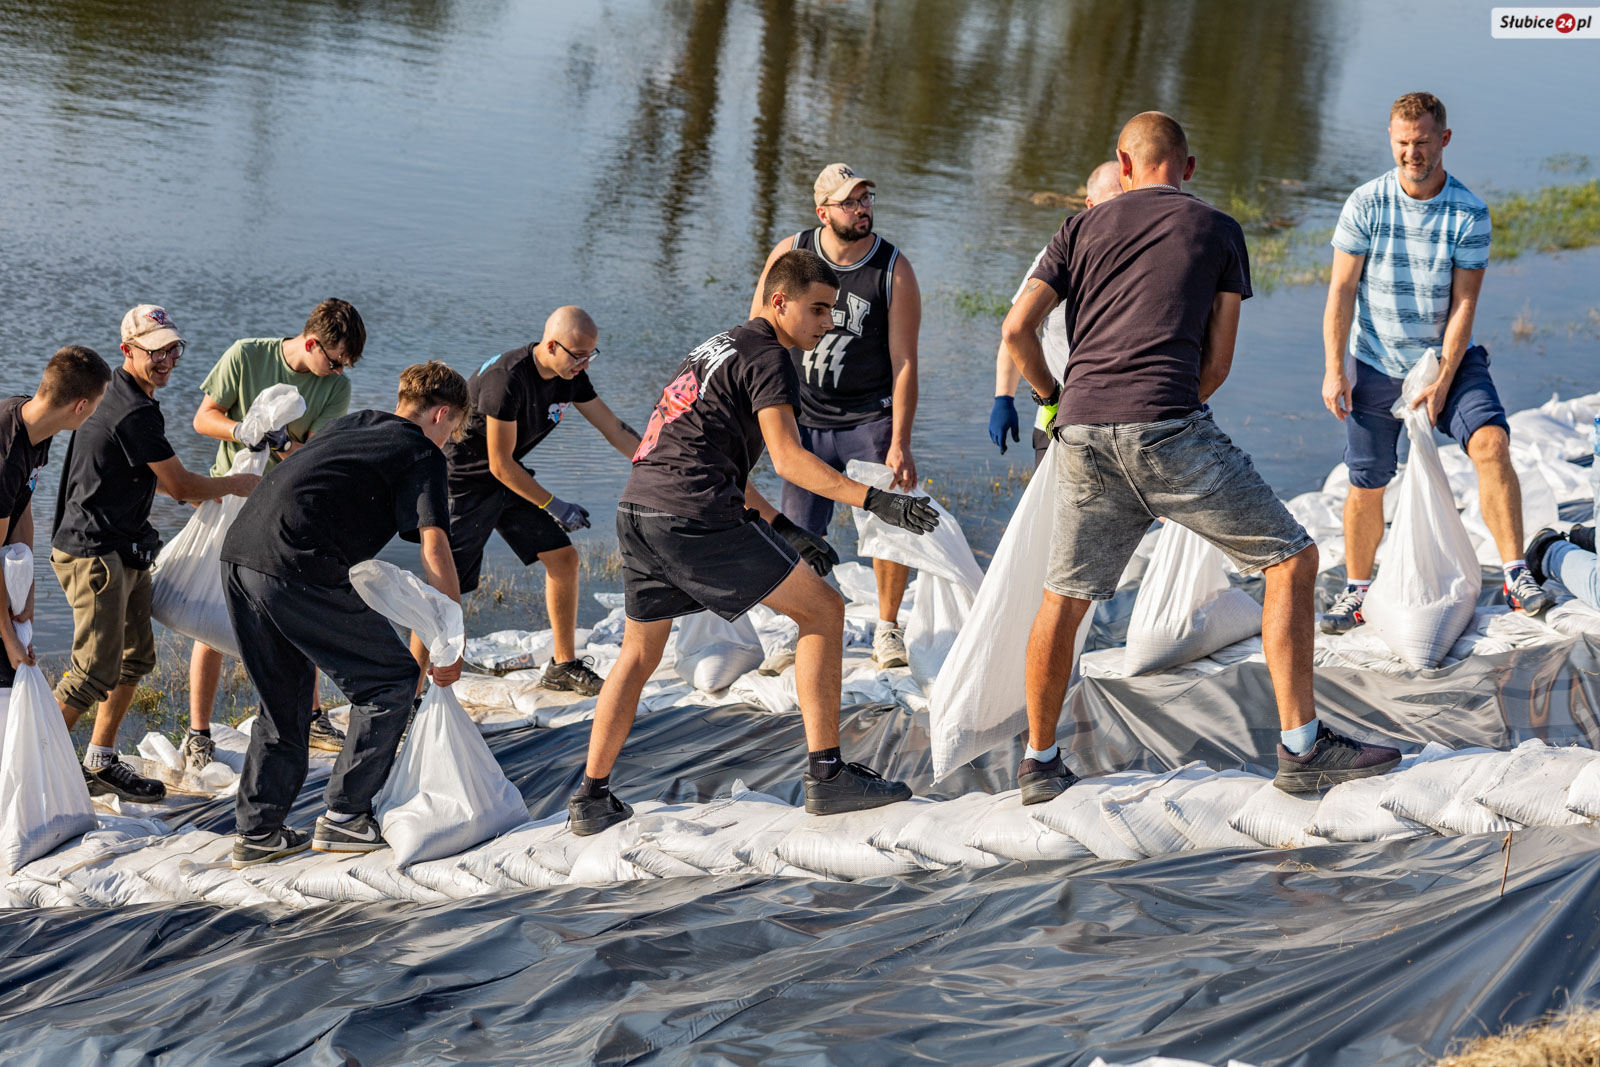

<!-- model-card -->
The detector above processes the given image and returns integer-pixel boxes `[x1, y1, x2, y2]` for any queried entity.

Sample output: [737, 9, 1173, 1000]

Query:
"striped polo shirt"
[1332, 168, 1491, 378]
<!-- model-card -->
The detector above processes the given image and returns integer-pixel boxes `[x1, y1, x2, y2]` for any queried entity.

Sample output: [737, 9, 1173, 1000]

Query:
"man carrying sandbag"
[185, 298, 364, 775]
[221, 362, 467, 868]
[567, 249, 939, 836]
[0, 348, 112, 689]
[1002, 113, 1402, 799]
[1321, 91, 1552, 631]
[52, 306, 261, 803]
[443, 306, 641, 697]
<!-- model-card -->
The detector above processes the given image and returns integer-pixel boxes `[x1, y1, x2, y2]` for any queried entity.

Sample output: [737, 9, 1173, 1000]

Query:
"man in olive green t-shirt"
[184, 299, 365, 775]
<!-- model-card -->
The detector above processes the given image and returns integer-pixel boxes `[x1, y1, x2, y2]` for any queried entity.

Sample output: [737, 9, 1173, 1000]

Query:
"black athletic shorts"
[448, 483, 572, 594]
[616, 502, 800, 623]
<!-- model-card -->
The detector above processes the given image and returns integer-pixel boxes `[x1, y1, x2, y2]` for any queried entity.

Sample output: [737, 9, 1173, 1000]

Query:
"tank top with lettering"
[788, 228, 900, 429]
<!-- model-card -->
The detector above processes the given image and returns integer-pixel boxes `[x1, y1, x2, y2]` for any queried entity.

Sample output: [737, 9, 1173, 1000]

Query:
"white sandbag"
[1305, 755, 1431, 842]
[1029, 772, 1158, 860]
[346, 853, 452, 903]
[966, 791, 1093, 863]
[1160, 772, 1270, 850]
[1229, 783, 1330, 849]
[1099, 763, 1215, 856]
[672, 611, 763, 692]
[1565, 759, 1600, 819]
[1360, 351, 1481, 669]
[1473, 742, 1599, 827]
[639, 787, 796, 873]
[1121, 522, 1263, 675]
[904, 573, 975, 688]
[1378, 747, 1513, 834]
[0, 666, 97, 873]
[928, 443, 1096, 780]
[773, 801, 931, 880]
[353, 559, 527, 866]
[151, 384, 304, 658]
[869, 790, 1004, 868]
[0, 543, 35, 752]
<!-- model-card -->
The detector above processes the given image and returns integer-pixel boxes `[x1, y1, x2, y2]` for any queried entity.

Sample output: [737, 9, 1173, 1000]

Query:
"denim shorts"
[1046, 411, 1314, 600]
[1345, 344, 1508, 490]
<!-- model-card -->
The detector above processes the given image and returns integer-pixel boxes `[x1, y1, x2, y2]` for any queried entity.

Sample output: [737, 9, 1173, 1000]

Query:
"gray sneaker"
[1503, 567, 1556, 617]
[232, 827, 311, 869]
[1274, 724, 1402, 793]
[1018, 754, 1079, 806]
[1319, 586, 1367, 635]
[181, 731, 216, 777]
[872, 625, 908, 669]
[308, 710, 346, 752]
[311, 812, 387, 853]
[542, 656, 604, 697]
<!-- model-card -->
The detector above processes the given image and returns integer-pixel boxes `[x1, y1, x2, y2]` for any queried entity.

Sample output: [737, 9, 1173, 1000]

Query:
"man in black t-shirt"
[1000, 113, 1399, 802]
[444, 306, 641, 697]
[567, 249, 941, 837]
[52, 305, 260, 804]
[0, 347, 112, 688]
[221, 362, 468, 869]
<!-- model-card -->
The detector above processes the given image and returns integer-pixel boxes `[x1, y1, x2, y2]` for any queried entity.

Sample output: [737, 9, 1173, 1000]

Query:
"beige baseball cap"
[813, 163, 875, 207]
[120, 304, 183, 350]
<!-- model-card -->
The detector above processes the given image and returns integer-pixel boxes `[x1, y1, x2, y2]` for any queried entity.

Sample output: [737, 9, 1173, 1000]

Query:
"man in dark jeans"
[222, 362, 468, 868]
[1001, 112, 1401, 799]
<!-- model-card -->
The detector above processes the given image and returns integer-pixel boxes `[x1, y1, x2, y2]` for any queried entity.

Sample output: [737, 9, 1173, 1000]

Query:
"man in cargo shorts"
[1001, 112, 1401, 798]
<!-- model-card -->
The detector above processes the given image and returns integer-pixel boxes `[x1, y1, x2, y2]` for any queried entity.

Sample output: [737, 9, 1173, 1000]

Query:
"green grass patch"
[1490, 180, 1600, 259]
[948, 287, 1013, 320]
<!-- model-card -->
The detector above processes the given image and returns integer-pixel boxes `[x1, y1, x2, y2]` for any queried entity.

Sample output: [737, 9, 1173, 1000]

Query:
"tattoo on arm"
[1022, 279, 1044, 296]
[618, 419, 640, 440]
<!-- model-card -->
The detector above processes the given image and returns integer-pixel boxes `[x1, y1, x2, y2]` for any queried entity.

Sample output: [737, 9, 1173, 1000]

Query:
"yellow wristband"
[537, 492, 554, 509]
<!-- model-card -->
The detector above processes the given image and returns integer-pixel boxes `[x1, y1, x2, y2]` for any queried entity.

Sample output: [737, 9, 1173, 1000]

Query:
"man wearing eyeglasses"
[443, 305, 641, 697]
[50, 305, 260, 803]
[183, 298, 364, 775]
[750, 163, 922, 674]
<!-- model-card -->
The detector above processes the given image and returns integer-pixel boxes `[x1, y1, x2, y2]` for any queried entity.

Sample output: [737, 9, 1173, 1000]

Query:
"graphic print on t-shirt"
[634, 333, 736, 461]
[800, 293, 871, 390]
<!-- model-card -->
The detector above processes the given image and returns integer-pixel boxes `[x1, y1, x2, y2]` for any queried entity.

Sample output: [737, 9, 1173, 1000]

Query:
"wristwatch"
[1031, 382, 1061, 407]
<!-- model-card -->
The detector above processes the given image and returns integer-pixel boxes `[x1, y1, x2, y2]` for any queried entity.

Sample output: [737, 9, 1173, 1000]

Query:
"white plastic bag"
[1121, 522, 1263, 675]
[928, 443, 1096, 780]
[672, 611, 763, 692]
[352, 560, 527, 866]
[1, 542, 35, 751]
[1360, 351, 1481, 669]
[151, 384, 305, 658]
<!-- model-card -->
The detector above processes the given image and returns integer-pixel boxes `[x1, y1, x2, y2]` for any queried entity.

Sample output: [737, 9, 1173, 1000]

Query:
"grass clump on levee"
[1430, 1006, 1600, 1066]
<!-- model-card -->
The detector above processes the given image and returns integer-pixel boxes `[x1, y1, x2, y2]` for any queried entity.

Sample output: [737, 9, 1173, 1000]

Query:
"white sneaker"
[758, 637, 797, 677]
[872, 624, 908, 669]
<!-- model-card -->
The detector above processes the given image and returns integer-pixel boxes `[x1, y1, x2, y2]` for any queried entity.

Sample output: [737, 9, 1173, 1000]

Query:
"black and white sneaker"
[1018, 754, 1079, 806]
[1274, 724, 1402, 793]
[1503, 566, 1556, 617]
[542, 656, 604, 697]
[803, 762, 913, 815]
[567, 790, 633, 837]
[1319, 586, 1367, 635]
[312, 812, 388, 853]
[181, 731, 216, 777]
[85, 756, 167, 803]
[232, 827, 311, 869]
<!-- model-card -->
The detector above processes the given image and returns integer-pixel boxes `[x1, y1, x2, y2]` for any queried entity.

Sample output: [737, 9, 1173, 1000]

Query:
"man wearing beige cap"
[51, 304, 260, 802]
[750, 163, 922, 672]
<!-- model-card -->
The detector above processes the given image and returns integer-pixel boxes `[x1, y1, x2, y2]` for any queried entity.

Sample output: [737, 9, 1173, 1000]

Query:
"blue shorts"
[779, 416, 894, 537]
[1345, 345, 1509, 490]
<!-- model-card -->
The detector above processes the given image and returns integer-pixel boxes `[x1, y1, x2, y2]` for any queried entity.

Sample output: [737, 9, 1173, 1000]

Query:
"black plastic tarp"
[3, 635, 1599, 1065]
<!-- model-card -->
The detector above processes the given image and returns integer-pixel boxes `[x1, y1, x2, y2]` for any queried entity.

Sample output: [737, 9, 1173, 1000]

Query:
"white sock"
[1347, 578, 1372, 594]
[876, 619, 898, 632]
[84, 744, 116, 770]
[1024, 743, 1059, 763]
[1281, 719, 1320, 756]
[1503, 559, 1527, 578]
[324, 810, 359, 823]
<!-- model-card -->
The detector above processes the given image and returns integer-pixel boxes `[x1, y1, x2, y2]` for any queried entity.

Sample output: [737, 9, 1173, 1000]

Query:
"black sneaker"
[1319, 586, 1367, 635]
[85, 756, 167, 803]
[803, 762, 913, 815]
[308, 710, 346, 752]
[232, 827, 311, 869]
[1503, 567, 1556, 617]
[1525, 527, 1567, 586]
[1571, 525, 1596, 555]
[567, 790, 633, 836]
[543, 656, 604, 697]
[1018, 754, 1079, 806]
[312, 812, 387, 853]
[1274, 724, 1402, 793]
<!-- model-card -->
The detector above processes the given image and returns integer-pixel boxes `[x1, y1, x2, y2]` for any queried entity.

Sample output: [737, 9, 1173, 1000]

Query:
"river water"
[3, 0, 1597, 648]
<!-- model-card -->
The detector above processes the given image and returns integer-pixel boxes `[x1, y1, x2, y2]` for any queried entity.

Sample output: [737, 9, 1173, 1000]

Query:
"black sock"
[808, 747, 842, 781]
[578, 774, 610, 798]
[188, 727, 211, 738]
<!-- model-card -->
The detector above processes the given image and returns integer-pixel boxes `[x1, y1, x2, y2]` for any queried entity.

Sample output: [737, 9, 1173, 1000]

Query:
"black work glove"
[770, 514, 840, 576]
[863, 487, 940, 535]
[546, 495, 591, 532]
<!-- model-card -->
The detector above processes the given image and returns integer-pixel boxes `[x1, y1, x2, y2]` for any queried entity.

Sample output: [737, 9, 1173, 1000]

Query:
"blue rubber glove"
[988, 395, 1020, 453]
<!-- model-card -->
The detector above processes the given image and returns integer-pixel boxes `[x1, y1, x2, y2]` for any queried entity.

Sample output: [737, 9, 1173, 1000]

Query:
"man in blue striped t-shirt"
[1320, 91, 1552, 633]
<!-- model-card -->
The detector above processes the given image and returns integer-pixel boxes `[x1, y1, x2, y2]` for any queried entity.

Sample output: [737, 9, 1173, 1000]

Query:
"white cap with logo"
[120, 304, 183, 350]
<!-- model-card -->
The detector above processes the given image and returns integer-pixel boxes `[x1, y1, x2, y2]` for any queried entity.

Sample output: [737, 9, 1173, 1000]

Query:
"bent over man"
[1002, 113, 1401, 800]
[568, 249, 939, 836]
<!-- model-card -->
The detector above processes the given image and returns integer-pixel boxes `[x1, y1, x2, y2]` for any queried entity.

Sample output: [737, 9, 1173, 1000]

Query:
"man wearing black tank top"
[751, 163, 922, 674]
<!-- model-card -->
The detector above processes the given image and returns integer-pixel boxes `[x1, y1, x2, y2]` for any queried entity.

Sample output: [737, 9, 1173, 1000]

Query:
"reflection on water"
[2, 0, 1597, 646]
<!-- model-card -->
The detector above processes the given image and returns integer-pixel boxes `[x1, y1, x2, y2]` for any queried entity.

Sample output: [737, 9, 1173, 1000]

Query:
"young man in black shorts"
[568, 249, 940, 835]
[444, 306, 640, 696]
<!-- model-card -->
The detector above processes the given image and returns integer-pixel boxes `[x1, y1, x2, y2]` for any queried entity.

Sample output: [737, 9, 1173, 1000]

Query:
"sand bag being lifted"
[151, 384, 305, 659]
[1360, 351, 1481, 670]
[928, 444, 1095, 780]
[0, 545, 96, 873]
[673, 611, 764, 692]
[352, 560, 529, 866]
[1121, 520, 1263, 675]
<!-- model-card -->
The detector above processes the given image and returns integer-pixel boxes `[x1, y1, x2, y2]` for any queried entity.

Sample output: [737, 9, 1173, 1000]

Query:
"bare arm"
[1321, 249, 1365, 420]
[748, 241, 791, 319]
[884, 255, 921, 489]
[148, 456, 258, 503]
[1197, 291, 1243, 402]
[193, 395, 238, 442]
[999, 280, 1061, 399]
[485, 416, 555, 507]
[994, 344, 1024, 398]
[742, 480, 781, 521]
[415, 524, 463, 685]
[757, 405, 869, 509]
[574, 397, 643, 458]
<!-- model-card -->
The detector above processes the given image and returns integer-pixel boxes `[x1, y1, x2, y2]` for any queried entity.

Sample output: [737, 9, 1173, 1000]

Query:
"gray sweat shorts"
[1046, 410, 1313, 601]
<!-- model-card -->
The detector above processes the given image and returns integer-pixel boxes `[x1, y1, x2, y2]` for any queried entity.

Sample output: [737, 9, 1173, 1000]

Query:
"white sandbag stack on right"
[352, 560, 530, 866]
[1360, 351, 1481, 669]
[1121, 521, 1262, 675]
[672, 611, 764, 693]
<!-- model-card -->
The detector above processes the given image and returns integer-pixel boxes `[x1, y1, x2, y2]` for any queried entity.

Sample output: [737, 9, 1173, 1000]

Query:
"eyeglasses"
[313, 337, 350, 370]
[825, 191, 876, 212]
[130, 339, 185, 363]
[552, 340, 598, 363]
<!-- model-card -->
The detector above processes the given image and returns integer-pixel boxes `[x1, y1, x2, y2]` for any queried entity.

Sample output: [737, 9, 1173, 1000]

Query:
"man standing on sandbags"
[1002, 113, 1402, 799]
[990, 161, 1123, 470]
[750, 164, 922, 674]
[0, 348, 112, 689]
[185, 299, 364, 775]
[443, 306, 641, 697]
[1321, 91, 1552, 632]
[52, 306, 262, 804]
[566, 249, 939, 836]
[221, 362, 467, 868]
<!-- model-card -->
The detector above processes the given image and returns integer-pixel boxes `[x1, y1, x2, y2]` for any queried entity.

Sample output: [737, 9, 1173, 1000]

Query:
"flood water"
[3, 0, 1598, 648]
